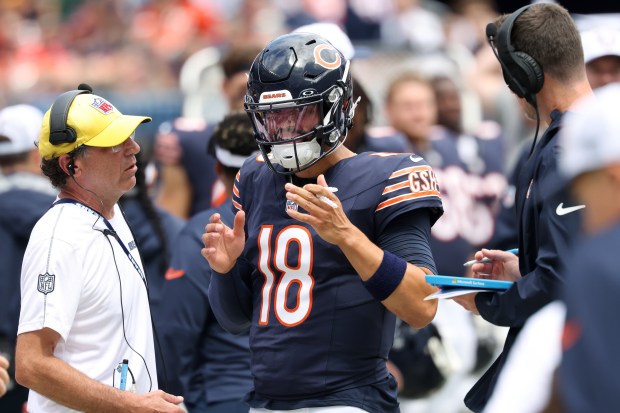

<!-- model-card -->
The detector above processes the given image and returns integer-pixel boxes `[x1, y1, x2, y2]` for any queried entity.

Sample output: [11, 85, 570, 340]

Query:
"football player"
[202, 32, 443, 413]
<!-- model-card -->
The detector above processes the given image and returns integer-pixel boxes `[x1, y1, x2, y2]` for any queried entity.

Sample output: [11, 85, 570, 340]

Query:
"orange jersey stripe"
[376, 190, 440, 212]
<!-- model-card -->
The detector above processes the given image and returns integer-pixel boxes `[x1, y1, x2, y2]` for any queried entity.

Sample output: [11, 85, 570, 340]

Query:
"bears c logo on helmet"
[313, 44, 341, 70]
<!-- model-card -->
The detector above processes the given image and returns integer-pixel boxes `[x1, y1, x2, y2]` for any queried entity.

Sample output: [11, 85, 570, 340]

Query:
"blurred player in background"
[154, 112, 258, 413]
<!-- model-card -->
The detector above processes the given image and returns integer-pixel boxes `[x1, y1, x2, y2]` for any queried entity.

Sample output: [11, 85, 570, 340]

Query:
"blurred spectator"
[153, 112, 258, 413]
[0, 104, 55, 413]
[444, 0, 500, 54]
[346, 77, 409, 153]
[226, 0, 288, 47]
[153, 43, 262, 219]
[580, 26, 620, 89]
[381, 0, 445, 53]
[130, 0, 226, 68]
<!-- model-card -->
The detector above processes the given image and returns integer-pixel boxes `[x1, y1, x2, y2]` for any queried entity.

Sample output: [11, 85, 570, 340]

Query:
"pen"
[317, 187, 338, 209]
[120, 359, 129, 391]
[463, 248, 519, 267]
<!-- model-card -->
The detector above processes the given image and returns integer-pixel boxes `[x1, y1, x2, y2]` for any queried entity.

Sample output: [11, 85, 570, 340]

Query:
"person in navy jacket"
[451, 4, 593, 412]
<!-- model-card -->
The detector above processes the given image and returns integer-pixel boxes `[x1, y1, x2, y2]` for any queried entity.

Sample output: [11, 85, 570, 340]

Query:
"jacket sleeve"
[207, 258, 254, 335]
[475, 150, 581, 327]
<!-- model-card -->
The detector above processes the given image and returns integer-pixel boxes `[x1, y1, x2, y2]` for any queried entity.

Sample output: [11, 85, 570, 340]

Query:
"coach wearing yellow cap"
[14, 85, 185, 413]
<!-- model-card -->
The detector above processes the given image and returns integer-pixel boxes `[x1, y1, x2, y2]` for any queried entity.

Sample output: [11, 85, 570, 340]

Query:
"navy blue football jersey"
[229, 152, 443, 410]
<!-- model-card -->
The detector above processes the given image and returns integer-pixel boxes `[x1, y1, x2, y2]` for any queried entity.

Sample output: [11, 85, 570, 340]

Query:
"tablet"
[425, 275, 513, 290]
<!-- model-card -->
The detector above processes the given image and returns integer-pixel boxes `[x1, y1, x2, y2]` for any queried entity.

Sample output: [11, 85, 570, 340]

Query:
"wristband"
[363, 250, 407, 301]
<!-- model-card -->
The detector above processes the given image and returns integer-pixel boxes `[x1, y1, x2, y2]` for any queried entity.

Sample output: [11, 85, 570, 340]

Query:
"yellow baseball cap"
[38, 92, 151, 160]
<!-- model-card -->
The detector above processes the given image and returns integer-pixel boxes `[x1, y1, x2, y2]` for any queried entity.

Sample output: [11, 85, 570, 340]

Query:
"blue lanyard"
[53, 198, 147, 285]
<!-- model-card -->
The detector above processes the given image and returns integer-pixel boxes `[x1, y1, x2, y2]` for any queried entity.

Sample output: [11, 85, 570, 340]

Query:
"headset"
[48, 83, 93, 146]
[486, 5, 544, 107]
[486, 5, 543, 157]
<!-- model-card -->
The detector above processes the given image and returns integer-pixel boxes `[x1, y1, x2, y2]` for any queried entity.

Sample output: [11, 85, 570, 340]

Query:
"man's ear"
[58, 154, 74, 176]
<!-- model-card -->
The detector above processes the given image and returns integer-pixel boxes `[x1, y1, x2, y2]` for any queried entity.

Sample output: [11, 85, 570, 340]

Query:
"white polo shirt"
[18, 201, 157, 413]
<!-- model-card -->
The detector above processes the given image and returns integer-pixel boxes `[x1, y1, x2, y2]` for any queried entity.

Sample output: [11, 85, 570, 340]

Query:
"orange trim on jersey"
[233, 183, 240, 198]
[376, 191, 440, 212]
[232, 199, 243, 211]
[389, 165, 431, 179]
[255, 154, 265, 163]
[382, 181, 410, 194]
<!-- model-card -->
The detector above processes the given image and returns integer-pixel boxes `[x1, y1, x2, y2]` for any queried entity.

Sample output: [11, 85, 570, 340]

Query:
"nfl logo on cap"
[91, 97, 115, 114]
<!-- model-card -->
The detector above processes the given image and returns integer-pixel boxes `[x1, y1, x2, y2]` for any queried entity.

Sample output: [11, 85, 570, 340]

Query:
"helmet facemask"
[244, 32, 354, 175]
[246, 83, 347, 174]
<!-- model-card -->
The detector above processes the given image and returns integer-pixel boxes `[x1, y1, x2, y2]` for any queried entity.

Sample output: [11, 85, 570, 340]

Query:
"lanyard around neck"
[53, 198, 147, 285]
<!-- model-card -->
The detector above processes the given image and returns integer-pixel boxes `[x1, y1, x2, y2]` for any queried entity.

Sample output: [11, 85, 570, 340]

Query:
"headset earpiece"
[49, 84, 93, 146]
[490, 5, 544, 105]
[67, 160, 75, 176]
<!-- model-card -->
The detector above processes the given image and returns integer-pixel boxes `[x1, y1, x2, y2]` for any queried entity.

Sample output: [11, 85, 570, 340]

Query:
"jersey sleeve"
[232, 169, 243, 213]
[18, 237, 84, 341]
[207, 258, 254, 335]
[373, 156, 444, 235]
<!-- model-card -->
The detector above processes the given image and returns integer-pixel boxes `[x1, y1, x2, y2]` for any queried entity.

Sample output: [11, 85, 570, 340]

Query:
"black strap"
[53, 198, 147, 285]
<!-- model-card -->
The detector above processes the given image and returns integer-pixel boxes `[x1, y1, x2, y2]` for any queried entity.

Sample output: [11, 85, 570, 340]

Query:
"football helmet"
[245, 32, 354, 174]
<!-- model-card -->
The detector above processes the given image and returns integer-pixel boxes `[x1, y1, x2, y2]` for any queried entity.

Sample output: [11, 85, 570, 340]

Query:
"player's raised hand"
[285, 174, 356, 245]
[201, 211, 246, 273]
[472, 248, 521, 282]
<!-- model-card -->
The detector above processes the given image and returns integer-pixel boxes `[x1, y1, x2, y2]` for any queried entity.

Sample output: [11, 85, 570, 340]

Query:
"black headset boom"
[49, 84, 93, 146]
[486, 5, 544, 106]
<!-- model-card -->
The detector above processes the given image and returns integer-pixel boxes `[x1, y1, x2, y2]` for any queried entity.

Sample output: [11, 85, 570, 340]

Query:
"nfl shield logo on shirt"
[286, 199, 299, 213]
[38, 272, 55, 295]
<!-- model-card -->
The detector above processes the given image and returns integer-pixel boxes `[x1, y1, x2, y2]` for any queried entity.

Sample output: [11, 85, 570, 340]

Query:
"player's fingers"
[209, 213, 221, 224]
[286, 191, 327, 215]
[0, 364, 9, 390]
[286, 207, 320, 227]
[232, 211, 245, 237]
[0, 355, 8, 369]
